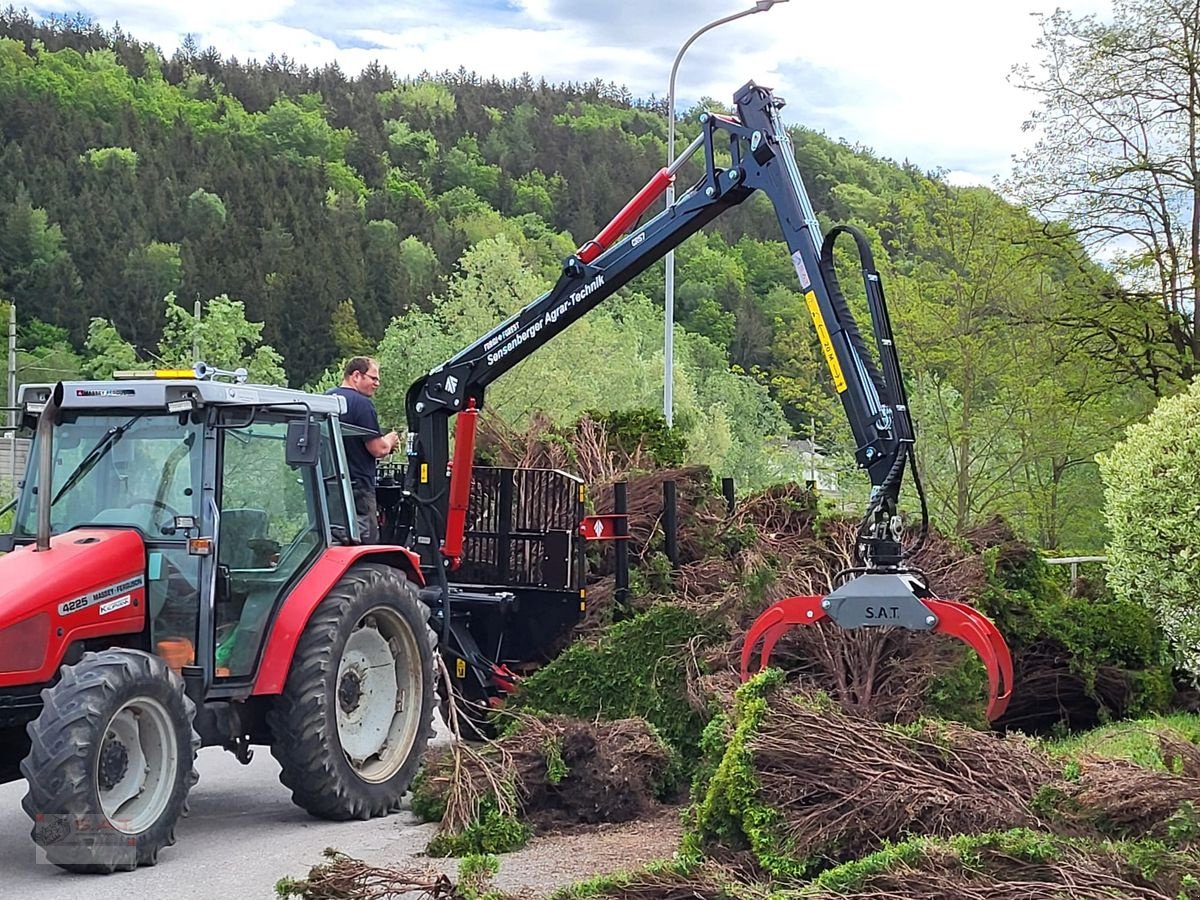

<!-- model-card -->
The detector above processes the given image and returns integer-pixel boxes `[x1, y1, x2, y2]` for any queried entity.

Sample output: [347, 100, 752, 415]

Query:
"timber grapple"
[740, 573, 1013, 721]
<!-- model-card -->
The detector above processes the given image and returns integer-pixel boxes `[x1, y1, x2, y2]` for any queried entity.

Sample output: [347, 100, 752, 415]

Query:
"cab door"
[212, 415, 326, 679]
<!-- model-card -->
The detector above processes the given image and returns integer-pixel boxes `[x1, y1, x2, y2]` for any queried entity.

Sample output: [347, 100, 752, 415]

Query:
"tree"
[375, 236, 792, 486]
[123, 241, 182, 310]
[159, 293, 286, 384]
[184, 188, 227, 238]
[0, 191, 83, 333]
[82, 316, 139, 378]
[1009, 0, 1200, 393]
[83, 294, 286, 384]
[331, 298, 372, 357]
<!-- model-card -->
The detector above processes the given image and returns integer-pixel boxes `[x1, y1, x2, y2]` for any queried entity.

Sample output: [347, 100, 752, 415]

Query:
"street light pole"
[664, 0, 788, 428]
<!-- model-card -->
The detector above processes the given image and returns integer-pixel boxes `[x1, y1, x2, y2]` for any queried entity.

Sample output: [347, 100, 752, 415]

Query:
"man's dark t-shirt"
[327, 386, 382, 487]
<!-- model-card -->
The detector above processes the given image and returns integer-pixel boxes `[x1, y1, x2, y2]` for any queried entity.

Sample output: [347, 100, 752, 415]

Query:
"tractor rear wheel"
[20, 649, 200, 873]
[268, 563, 435, 820]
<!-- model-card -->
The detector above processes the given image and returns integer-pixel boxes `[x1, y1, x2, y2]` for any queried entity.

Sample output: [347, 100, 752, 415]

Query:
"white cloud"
[28, 0, 1114, 183]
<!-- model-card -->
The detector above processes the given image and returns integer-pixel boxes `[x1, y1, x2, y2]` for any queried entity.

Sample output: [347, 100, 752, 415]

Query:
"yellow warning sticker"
[455, 657, 466, 679]
[805, 291, 848, 393]
[420, 463, 429, 483]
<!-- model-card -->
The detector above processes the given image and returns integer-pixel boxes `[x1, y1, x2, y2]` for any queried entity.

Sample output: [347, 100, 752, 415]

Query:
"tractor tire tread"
[19, 649, 199, 874]
[267, 563, 435, 821]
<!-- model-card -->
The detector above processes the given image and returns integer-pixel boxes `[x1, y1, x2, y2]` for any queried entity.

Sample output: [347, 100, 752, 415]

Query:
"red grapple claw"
[739, 595, 827, 681]
[922, 597, 1013, 721]
[740, 591, 1013, 722]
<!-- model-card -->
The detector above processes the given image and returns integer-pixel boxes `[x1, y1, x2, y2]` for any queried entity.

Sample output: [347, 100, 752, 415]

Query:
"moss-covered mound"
[798, 830, 1200, 899]
[510, 603, 725, 763]
[966, 517, 1177, 731]
[413, 714, 675, 856]
[686, 672, 1200, 881]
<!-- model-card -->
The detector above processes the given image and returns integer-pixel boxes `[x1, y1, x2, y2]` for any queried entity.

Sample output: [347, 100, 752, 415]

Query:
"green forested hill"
[0, 9, 1162, 549]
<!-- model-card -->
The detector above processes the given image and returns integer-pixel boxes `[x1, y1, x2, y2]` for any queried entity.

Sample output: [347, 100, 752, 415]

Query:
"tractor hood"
[0, 528, 147, 685]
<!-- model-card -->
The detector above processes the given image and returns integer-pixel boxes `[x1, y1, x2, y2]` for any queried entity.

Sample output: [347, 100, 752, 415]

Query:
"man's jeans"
[352, 482, 380, 543]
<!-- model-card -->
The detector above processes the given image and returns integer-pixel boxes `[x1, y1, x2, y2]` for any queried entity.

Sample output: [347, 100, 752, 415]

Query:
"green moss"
[795, 830, 1200, 897]
[511, 603, 726, 763]
[978, 540, 1175, 722]
[797, 835, 933, 894]
[922, 654, 989, 729]
[738, 562, 777, 608]
[426, 791, 532, 857]
[684, 670, 813, 881]
[1166, 801, 1200, 844]
[410, 764, 448, 823]
[549, 858, 702, 900]
[543, 735, 569, 785]
[457, 854, 501, 900]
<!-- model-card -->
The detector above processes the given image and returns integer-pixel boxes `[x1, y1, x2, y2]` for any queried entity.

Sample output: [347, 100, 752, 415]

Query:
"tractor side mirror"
[286, 419, 320, 467]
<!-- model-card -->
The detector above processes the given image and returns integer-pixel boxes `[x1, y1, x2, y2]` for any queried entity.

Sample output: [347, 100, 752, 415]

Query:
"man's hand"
[367, 429, 402, 459]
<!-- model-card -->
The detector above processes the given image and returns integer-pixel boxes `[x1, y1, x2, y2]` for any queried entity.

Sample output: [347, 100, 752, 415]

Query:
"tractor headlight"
[0, 612, 49, 675]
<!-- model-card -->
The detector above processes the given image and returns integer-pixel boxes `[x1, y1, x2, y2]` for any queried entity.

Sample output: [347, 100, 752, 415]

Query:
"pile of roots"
[277, 850, 463, 900]
[690, 673, 1200, 882]
[543, 832, 1200, 900]
[413, 713, 674, 853]
[581, 473, 995, 724]
[576, 468, 1173, 729]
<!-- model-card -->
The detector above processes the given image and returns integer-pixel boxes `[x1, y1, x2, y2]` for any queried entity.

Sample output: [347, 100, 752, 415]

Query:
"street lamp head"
[754, 0, 788, 10]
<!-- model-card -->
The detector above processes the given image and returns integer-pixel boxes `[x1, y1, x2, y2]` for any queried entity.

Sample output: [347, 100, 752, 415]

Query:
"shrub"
[1098, 381, 1200, 676]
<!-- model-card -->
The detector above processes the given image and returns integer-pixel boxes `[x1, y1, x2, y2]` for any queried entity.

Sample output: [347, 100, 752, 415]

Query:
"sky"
[26, 0, 1114, 186]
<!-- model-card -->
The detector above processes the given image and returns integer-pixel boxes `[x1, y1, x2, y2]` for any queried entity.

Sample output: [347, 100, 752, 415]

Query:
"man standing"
[328, 356, 399, 543]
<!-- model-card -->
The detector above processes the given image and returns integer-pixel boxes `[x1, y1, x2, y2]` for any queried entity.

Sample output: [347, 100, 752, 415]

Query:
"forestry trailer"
[0, 80, 1011, 873]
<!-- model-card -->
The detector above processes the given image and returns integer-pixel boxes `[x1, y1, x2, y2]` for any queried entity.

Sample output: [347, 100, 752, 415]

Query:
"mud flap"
[741, 573, 1013, 721]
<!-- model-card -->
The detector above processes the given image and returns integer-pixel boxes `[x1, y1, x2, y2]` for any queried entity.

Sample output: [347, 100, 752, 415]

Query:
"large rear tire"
[20, 649, 200, 873]
[268, 563, 436, 820]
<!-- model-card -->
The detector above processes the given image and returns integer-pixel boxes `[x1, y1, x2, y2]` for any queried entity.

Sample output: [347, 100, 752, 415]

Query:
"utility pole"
[7, 303, 15, 431]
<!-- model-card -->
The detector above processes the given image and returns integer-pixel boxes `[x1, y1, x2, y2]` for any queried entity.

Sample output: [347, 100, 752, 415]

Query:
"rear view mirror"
[286, 419, 320, 467]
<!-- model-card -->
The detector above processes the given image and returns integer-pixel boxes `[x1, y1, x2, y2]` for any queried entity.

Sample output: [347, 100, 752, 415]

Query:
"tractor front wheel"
[20, 649, 200, 873]
[268, 563, 435, 820]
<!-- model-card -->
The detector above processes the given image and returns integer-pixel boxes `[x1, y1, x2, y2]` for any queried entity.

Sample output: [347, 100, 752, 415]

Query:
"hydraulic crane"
[401, 80, 1012, 721]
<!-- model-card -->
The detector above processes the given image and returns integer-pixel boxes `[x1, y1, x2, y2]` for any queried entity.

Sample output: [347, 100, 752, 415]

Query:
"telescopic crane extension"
[402, 80, 1013, 721]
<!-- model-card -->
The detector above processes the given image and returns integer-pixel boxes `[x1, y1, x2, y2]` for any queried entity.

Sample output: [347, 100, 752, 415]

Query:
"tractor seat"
[219, 508, 270, 569]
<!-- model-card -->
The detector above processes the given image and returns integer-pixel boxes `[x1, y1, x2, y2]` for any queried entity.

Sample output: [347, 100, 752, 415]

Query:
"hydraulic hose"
[818, 226, 886, 397]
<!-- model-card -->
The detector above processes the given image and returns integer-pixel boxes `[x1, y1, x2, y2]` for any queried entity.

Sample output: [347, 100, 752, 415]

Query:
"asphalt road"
[0, 723, 452, 900]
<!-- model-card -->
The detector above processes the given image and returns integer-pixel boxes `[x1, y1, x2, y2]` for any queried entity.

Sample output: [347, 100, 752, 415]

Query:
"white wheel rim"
[96, 697, 178, 834]
[336, 607, 422, 783]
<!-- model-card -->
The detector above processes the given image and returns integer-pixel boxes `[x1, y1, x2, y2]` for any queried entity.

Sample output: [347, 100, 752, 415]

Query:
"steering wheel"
[128, 497, 181, 518]
[126, 498, 182, 533]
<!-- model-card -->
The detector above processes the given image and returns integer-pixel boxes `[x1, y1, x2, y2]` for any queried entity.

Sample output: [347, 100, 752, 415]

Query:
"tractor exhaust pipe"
[34, 382, 63, 552]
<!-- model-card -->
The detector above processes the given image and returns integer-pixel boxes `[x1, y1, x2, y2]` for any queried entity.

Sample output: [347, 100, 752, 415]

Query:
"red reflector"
[0, 612, 50, 674]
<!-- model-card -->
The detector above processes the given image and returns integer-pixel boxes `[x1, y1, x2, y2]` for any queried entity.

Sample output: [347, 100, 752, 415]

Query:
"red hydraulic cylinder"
[578, 168, 673, 263]
[440, 399, 479, 569]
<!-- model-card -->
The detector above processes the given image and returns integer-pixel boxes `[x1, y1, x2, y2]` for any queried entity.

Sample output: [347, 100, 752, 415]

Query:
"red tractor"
[0, 375, 439, 872]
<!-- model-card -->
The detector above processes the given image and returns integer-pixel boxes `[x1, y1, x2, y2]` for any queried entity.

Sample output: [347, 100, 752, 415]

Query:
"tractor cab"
[5, 369, 358, 688]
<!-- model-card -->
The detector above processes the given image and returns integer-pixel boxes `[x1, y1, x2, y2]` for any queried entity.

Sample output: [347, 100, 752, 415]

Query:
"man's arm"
[366, 431, 400, 458]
